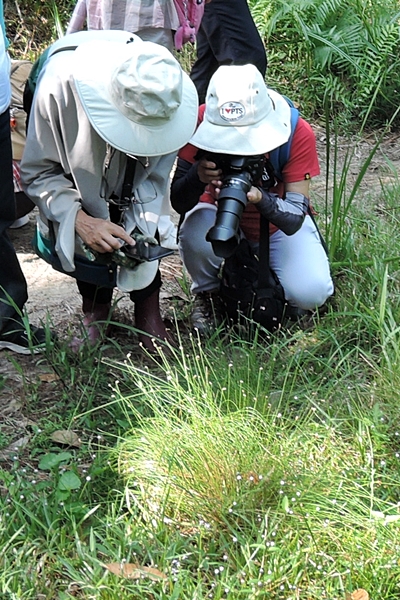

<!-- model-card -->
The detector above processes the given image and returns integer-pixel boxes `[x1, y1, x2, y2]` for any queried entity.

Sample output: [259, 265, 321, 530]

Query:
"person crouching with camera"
[21, 31, 198, 351]
[170, 64, 334, 333]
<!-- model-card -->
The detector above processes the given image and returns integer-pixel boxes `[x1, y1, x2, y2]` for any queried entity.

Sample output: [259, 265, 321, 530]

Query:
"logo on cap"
[220, 102, 245, 122]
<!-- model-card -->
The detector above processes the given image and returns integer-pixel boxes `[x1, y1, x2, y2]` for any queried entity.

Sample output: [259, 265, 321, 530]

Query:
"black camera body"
[199, 151, 266, 258]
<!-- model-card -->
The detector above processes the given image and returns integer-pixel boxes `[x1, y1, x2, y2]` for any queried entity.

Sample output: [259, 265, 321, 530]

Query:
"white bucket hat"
[190, 64, 292, 156]
[72, 37, 198, 157]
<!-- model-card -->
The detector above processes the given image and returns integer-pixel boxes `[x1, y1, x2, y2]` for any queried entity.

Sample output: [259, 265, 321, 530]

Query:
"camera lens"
[206, 171, 252, 258]
[204, 154, 265, 258]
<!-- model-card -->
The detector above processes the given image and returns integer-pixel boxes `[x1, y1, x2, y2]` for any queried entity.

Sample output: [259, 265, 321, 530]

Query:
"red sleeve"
[281, 118, 320, 183]
[178, 104, 206, 163]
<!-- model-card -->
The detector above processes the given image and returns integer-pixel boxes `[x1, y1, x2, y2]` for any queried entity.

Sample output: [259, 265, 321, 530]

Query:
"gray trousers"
[179, 203, 334, 311]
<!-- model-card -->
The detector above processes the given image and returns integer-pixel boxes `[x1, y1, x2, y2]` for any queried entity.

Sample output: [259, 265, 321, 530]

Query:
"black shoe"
[191, 291, 224, 335]
[0, 325, 54, 355]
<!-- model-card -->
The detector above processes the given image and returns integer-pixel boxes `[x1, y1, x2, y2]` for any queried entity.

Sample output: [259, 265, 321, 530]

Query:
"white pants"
[179, 204, 334, 310]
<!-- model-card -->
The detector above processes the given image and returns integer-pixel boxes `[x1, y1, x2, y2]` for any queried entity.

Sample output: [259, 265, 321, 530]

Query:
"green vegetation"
[249, 0, 400, 128]
[2, 158, 400, 596]
[2, 0, 400, 598]
[6, 0, 400, 129]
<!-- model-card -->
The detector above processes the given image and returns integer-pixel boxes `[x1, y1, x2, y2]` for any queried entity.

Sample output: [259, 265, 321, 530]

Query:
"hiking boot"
[190, 291, 224, 335]
[0, 325, 54, 355]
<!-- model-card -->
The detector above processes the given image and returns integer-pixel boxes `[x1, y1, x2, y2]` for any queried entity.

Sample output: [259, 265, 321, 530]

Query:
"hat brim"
[73, 39, 198, 157]
[190, 89, 292, 156]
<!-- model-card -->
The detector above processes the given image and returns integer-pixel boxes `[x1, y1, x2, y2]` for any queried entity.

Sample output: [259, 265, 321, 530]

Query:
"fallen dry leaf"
[104, 562, 167, 580]
[345, 589, 369, 600]
[2, 398, 22, 414]
[51, 430, 81, 447]
[38, 372, 60, 383]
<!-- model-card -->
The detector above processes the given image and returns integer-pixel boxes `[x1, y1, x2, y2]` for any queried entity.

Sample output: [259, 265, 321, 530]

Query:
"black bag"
[219, 217, 287, 332]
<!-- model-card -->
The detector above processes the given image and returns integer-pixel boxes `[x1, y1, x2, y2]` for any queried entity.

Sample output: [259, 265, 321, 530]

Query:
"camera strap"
[120, 156, 138, 209]
[106, 155, 138, 226]
[258, 215, 274, 291]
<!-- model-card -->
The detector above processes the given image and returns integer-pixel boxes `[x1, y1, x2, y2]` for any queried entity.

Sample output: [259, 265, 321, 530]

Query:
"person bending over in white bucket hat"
[21, 30, 198, 351]
[171, 64, 334, 334]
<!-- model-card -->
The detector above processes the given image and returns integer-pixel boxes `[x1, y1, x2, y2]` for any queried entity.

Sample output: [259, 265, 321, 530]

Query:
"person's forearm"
[170, 158, 205, 214]
[256, 190, 309, 235]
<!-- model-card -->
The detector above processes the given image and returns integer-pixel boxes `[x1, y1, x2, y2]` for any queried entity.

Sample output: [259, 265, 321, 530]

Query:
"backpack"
[23, 45, 77, 123]
[269, 97, 299, 180]
[173, 0, 206, 50]
[219, 235, 287, 333]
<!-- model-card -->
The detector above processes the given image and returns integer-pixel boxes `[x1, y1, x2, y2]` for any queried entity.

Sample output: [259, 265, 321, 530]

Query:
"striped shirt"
[66, 0, 179, 34]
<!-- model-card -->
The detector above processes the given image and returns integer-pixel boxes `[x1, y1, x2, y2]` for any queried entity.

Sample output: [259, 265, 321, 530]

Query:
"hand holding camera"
[246, 186, 263, 204]
[197, 157, 223, 189]
[75, 210, 135, 254]
[195, 151, 266, 258]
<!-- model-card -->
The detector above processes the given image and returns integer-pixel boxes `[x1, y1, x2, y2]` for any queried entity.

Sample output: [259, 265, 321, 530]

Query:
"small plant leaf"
[58, 471, 81, 491]
[55, 489, 71, 502]
[282, 495, 289, 512]
[104, 562, 167, 580]
[51, 430, 81, 447]
[38, 452, 72, 470]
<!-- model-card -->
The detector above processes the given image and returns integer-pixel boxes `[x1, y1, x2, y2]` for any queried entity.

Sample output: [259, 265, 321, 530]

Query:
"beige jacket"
[21, 31, 176, 291]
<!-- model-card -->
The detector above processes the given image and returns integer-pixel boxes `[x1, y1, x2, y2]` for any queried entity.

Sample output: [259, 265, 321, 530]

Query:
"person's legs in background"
[190, 0, 268, 103]
[0, 108, 50, 353]
[0, 108, 26, 317]
[189, 27, 219, 105]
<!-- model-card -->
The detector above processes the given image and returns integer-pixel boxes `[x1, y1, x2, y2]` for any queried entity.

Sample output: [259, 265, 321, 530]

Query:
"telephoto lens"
[205, 154, 266, 258]
[206, 170, 252, 258]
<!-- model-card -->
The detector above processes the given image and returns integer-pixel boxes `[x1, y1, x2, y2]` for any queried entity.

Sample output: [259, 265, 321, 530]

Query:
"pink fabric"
[173, 0, 205, 49]
[12, 159, 23, 193]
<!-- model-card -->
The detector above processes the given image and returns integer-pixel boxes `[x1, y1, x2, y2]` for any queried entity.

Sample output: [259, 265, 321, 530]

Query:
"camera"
[199, 152, 266, 258]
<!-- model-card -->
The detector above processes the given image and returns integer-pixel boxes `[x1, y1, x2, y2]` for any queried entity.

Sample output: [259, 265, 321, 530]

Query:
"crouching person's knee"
[285, 277, 334, 311]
